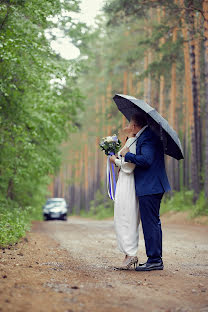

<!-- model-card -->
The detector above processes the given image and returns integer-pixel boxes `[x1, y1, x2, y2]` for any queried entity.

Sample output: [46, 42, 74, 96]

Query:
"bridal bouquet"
[99, 134, 121, 156]
[99, 134, 121, 201]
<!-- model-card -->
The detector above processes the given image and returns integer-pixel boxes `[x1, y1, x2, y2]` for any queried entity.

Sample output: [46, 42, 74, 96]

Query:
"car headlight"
[61, 207, 67, 213]
[50, 208, 61, 213]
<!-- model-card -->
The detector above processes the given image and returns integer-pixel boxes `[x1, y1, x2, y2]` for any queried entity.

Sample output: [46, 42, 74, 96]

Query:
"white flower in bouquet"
[106, 136, 113, 143]
[99, 134, 121, 155]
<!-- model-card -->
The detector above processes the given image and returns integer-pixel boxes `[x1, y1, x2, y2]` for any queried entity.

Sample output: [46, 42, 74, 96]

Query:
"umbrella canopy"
[113, 94, 184, 160]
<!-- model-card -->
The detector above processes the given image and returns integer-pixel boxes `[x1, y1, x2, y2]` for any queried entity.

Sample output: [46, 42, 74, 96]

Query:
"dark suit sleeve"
[124, 138, 155, 168]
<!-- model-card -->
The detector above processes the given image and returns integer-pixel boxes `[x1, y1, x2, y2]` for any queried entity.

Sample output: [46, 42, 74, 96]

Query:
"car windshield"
[46, 200, 64, 205]
[44, 199, 66, 208]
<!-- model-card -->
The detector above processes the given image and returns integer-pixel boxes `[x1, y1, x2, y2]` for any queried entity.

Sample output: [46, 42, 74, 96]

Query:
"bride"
[110, 121, 140, 269]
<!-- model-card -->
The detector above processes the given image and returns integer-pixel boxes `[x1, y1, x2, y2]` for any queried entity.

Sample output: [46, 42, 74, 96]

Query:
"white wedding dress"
[114, 137, 140, 257]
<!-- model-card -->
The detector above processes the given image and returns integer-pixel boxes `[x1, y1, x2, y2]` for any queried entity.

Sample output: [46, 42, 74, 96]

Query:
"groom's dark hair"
[131, 112, 147, 128]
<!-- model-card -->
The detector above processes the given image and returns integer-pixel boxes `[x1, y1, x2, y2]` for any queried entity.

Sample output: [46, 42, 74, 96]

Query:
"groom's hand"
[120, 147, 129, 157]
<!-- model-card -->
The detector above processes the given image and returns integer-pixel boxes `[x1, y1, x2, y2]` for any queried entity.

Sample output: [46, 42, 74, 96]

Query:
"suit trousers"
[138, 193, 164, 263]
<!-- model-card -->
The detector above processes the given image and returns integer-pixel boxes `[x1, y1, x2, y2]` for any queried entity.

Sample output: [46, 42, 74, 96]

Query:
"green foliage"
[104, 0, 203, 26]
[161, 190, 194, 213]
[0, 199, 42, 247]
[65, 0, 207, 216]
[79, 189, 208, 221]
[0, 0, 86, 245]
[103, 0, 203, 85]
[161, 191, 208, 217]
[80, 190, 114, 220]
[0, 0, 84, 207]
[191, 192, 208, 217]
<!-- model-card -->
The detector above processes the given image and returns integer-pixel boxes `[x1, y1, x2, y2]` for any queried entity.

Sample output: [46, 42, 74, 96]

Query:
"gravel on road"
[0, 215, 208, 312]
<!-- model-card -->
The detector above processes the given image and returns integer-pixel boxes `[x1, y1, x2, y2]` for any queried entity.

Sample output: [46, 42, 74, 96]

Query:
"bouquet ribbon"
[106, 153, 117, 201]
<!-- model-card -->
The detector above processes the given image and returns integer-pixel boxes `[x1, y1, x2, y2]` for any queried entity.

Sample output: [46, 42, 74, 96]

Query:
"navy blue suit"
[125, 127, 171, 263]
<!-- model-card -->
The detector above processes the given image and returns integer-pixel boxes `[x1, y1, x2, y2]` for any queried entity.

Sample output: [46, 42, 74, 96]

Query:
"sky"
[50, 0, 105, 60]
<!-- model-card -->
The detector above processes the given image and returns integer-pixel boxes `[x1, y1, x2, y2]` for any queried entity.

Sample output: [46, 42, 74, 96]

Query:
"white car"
[43, 198, 68, 221]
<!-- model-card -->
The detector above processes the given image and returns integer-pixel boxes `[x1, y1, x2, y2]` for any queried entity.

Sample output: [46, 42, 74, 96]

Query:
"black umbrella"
[113, 94, 184, 160]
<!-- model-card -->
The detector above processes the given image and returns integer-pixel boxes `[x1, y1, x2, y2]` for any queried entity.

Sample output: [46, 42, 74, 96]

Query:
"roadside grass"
[80, 205, 114, 220]
[78, 190, 114, 220]
[0, 199, 42, 248]
[2, 189, 207, 247]
[161, 190, 208, 217]
[78, 190, 208, 220]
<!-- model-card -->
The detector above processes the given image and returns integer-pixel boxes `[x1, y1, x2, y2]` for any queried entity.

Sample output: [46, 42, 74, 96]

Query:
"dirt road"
[0, 215, 208, 312]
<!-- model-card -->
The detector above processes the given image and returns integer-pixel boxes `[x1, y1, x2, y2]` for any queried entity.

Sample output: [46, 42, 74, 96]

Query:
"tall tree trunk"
[187, 5, 200, 202]
[147, 9, 153, 104]
[169, 27, 177, 191]
[122, 71, 128, 131]
[144, 52, 149, 102]
[48, 175, 54, 197]
[75, 151, 81, 214]
[95, 98, 100, 195]
[180, 0, 193, 190]
[120, 71, 128, 144]
[87, 144, 93, 205]
[158, 7, 165, 117]
[182, 85, 190, 189]
[107, 82, 112, 135]
[203, 0, 208, 199]
[84, 137, 89, 211]
[7, 178, 14, 200]
[195, 13, 203, 187]
[147, 54, 152, 104]
[180, 0, 200, 200]
[129, 71, 134, 96]
[170, 28, 177, 130]
[137, 80, 140, 97]
[100, 94, 106, 194]
[67, 164, 73, 214]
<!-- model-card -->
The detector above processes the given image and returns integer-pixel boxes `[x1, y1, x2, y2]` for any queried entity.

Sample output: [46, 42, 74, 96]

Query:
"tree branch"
[0, 1, 11, 31]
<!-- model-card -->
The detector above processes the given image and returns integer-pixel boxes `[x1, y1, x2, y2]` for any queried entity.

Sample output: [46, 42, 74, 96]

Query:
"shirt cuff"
[115, 159, 121, 167]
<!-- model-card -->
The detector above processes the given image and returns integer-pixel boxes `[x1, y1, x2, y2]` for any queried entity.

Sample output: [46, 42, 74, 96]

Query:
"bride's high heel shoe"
[116, 256, 138, 270]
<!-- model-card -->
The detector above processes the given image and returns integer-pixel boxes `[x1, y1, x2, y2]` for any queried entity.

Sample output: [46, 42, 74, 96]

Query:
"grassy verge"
[161, 190, 208, 217]
[79, 190, 114, 220]
[0, 199, 42, 247]
[78, 190, 208, 220]
[80, 206, 114, 220]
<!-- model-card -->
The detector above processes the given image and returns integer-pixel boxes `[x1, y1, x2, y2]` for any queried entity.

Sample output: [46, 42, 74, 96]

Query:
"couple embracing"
[110, 111, 171, 271]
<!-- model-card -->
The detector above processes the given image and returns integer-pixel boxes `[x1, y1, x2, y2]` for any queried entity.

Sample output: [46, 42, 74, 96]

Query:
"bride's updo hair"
[131, 112, 147, 128]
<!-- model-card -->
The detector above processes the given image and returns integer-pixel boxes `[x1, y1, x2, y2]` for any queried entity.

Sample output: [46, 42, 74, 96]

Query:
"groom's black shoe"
[135, 261, 163, 271]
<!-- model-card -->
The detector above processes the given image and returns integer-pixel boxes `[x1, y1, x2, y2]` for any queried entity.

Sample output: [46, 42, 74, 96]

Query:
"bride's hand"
[128, 132, 136, 138]
[109, 155, 117, 163]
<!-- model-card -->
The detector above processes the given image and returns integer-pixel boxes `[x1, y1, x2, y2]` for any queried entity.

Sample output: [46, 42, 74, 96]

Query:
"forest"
[0, 0, 85, 245]
[52, 0, 208, 218]
[1, 0, 208, 245]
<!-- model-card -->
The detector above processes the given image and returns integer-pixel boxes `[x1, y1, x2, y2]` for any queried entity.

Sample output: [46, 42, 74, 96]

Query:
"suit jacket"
[125, 127, 171, 196]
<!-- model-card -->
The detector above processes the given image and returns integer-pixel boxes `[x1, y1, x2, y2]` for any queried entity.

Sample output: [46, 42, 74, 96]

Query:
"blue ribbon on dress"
[107, 152, 117, 201]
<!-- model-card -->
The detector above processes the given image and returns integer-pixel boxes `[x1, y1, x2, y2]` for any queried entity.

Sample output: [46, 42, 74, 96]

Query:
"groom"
[120, 112, 171, 271]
